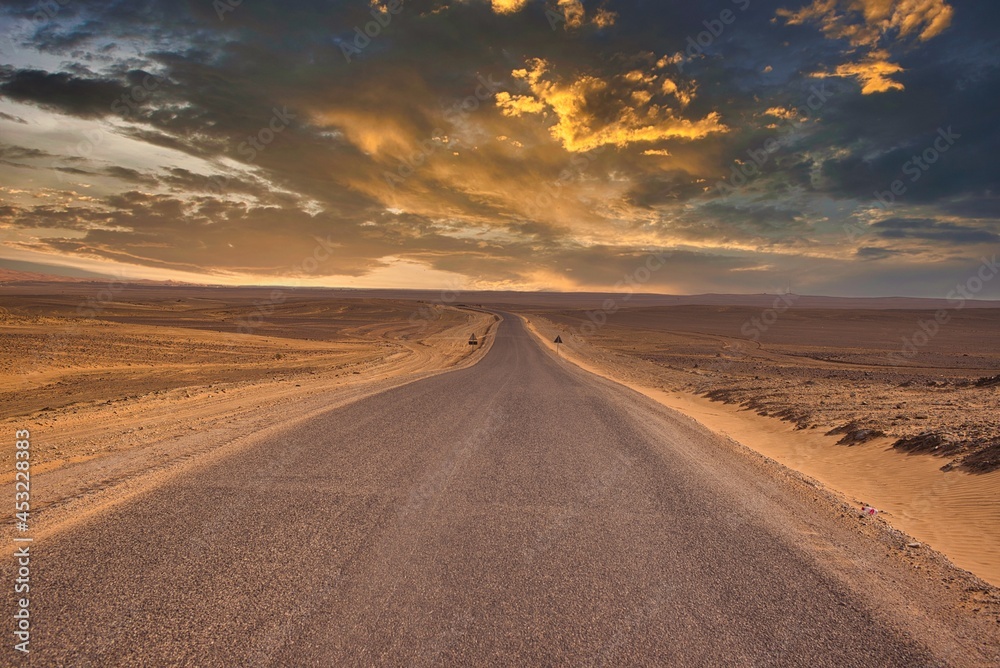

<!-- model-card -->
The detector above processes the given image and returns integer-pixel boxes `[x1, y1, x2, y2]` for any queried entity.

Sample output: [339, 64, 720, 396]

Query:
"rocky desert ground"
[526, 303, 1000, 471]
[520, 300, 1000, 586]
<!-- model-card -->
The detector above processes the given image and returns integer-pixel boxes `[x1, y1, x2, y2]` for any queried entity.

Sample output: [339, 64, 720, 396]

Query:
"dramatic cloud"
[487, 0, 614, 28]
[0, 69, 131, 117]
[811, 49, 905, 94]
[496, 58, 726, 152]
[0, 0, 995, 297]
[872, 218, 1000, 244]
[780, 0, 955, 93]
[779, 0, 954, 47]
[490, 0, 529, 14]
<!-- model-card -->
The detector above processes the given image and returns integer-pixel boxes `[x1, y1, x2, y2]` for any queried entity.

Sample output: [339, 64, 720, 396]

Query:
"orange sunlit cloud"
[496, 58, 726, 153]
[779, 0, 954, 94]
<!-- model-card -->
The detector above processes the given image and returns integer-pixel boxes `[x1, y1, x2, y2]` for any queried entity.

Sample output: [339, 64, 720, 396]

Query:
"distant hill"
[0, 268, 194, 286]
[1, 275, 998, 308]
[0, 269, 102, 284]
[306, 289, 1000, 310]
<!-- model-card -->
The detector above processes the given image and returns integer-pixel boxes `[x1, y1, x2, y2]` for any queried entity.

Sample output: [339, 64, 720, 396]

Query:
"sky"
[0, 0, 997, 296]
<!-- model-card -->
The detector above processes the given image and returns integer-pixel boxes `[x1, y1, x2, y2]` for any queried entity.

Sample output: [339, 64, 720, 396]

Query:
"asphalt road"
[31, 314, 938, 666]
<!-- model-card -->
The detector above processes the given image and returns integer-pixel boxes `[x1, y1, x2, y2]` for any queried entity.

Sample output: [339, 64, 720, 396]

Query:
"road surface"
[29, 314, 962, 665]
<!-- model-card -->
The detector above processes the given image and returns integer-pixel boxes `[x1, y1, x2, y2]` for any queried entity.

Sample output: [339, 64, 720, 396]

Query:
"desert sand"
[519, 304, 1000, 587]
[2, 284, 999, 664]
[0, 285, 496, 540]
[26, 308, 1000, 666]
[3, 284, 998, 587]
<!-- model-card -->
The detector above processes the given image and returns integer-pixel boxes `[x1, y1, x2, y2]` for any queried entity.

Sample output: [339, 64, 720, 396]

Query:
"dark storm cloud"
[765, 2, 1000, 214]
[941, 197, 1000, 220]
[53, 165, 92, 175]
[871, 218, 1000, 245]
[0, 144, 54, 161]
[0, 68, 130, 117]
[855, 246, 910, 261]
[624, 169, 708, 208]
[683, 200, 811, 246]
[809, 64, 1000, 206]
[48, 165, 157, 185]
[104, 165, 159, 186]
[28, 19, 104, 54]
